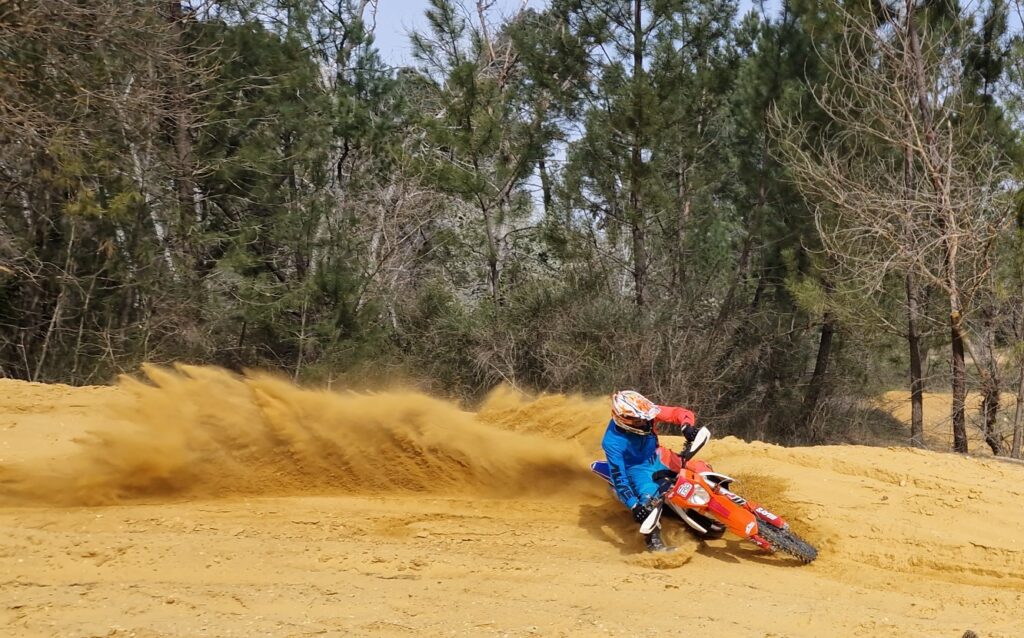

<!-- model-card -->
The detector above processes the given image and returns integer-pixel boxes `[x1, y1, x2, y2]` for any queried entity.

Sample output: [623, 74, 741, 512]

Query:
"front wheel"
[756, 523, 818, 564]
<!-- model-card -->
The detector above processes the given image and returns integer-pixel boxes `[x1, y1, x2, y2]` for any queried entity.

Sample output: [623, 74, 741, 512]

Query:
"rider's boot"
[644, 526, 675, 552]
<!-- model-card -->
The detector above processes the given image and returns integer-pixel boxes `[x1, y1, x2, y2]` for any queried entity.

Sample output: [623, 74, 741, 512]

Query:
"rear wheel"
[756, 522, 818, 563]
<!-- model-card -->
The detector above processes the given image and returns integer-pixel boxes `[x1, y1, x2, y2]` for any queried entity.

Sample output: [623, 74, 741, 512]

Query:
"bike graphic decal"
[723, 491, 747, 506]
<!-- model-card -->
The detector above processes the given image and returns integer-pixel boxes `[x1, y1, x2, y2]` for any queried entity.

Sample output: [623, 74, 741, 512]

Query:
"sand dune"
[1, 367, 1022, 637]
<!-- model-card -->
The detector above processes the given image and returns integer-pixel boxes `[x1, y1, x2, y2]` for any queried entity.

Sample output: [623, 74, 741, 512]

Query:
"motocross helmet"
[611, 390, 661, 435]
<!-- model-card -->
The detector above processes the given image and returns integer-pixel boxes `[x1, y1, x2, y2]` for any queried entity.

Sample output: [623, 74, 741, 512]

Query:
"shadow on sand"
[579, 502, 812, 567]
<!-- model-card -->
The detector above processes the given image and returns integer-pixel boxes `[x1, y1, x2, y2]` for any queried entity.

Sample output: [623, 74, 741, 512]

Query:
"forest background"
[3, 0, 1024, 456]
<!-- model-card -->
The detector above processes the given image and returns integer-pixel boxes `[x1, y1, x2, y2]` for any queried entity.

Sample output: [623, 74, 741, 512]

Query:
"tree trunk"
[907, 3, 966, 453]
[167, 1, 195, 245]
[481, 202, 500, 304]
[674, 156, 690, 291]
[631, 221, 646, 307]
[1013, 292, 1024, 459]
[116, 66, 173, 276]
[903, 132, 925, 448]
[906, 272, 925, 447]
[754, 345, 781, 442]
[1013, 360, 1024, 459]
[945, 204, 970, 453]
[34, 222, 76, 382]
[538, 156, 553, 221]
[716, 221, 752, 326]
[294, 295, 308, 381]
[951, 309, 968, 453]
[629, 0, 646, 307]
[982, 383, 1003, 455]
[981, 301, 1004, 455]
[802, 312, 835, 442]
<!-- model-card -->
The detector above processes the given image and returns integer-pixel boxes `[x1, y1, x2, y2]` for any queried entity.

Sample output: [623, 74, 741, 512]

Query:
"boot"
[643, 526, 675, 553]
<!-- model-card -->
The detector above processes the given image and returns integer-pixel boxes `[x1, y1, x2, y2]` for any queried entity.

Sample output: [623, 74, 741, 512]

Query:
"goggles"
[615, 415, 654, 434]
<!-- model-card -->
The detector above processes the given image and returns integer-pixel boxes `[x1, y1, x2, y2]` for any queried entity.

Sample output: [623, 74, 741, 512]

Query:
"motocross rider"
[603, 390, 707, 552]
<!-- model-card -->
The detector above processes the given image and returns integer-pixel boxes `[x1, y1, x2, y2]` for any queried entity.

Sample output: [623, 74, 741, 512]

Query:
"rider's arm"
[655, 405, 698, 439]
[603, 434, 640, 509]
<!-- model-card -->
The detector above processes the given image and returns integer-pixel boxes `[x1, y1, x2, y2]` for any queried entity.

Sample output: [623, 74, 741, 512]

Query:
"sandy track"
[1, 370, 1022, 637]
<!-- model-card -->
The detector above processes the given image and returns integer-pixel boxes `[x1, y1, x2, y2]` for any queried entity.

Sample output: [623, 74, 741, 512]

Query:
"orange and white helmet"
[611, 390, 661, 435]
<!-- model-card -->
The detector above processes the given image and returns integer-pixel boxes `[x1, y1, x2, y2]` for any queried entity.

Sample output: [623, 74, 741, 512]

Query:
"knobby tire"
[757, 522, 818, 564]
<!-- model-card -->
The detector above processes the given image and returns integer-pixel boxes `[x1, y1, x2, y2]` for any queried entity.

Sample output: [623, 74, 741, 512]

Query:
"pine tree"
[409, 0, 549, 304]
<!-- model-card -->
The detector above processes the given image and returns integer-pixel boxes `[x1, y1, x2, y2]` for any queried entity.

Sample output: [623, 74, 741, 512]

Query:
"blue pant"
[624, 459, 671, 506]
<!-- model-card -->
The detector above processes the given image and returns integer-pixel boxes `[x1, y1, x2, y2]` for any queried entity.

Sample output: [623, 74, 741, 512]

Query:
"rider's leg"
[644, 525, 672, 552]
[626, 459, 672, 504]
[627, 460, 677, 552]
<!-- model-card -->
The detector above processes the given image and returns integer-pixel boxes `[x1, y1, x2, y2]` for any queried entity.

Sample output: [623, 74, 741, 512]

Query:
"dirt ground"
[1, 367, 1022, 638]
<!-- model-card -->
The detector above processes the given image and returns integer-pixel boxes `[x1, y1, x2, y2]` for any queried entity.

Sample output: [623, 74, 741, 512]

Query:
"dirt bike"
[591, 430, 818, 563]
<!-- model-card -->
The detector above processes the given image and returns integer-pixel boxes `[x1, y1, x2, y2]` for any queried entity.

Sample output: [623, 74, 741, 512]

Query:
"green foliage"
[5, 0, 1024, 448]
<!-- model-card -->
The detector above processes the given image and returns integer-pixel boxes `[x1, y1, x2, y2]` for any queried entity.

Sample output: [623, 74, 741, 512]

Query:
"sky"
[372, 0, 539, 64]
[370, 0, 776, 66]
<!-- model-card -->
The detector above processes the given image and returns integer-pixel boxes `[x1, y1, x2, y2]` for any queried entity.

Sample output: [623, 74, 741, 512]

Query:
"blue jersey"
[600, 419, 660, 509]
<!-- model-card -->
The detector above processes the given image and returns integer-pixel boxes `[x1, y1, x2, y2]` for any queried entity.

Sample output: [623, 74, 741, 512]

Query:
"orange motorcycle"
[591, 432, 818, 563]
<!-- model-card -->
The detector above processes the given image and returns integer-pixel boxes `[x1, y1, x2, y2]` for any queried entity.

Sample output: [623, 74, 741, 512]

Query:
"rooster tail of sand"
[1, 365, 612, 505]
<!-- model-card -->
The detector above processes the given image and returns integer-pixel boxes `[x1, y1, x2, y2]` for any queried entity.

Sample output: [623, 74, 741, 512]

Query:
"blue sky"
[372, 0, 536, 63]
[371, 0, 777, 65]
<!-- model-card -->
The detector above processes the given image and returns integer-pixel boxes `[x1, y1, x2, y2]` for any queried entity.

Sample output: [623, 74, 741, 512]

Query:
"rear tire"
[757, 522, 818, 563]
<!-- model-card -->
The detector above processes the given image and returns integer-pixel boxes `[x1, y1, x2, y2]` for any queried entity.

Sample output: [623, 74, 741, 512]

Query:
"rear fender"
[700, 471, 736, 489]
[747, 501, 787, 529]
[719, 487, 787, 530]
